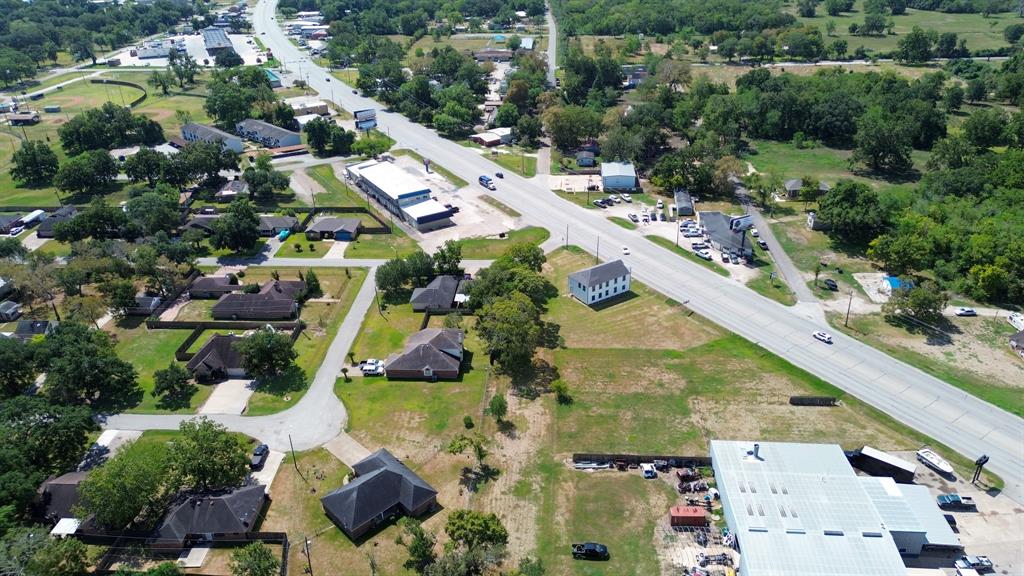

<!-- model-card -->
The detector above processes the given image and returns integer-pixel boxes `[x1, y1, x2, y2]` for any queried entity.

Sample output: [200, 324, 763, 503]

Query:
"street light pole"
[845, 290, 853, 327]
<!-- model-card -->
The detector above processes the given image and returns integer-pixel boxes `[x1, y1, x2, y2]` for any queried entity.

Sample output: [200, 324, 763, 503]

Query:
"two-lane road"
[254, 0, 1024, 502]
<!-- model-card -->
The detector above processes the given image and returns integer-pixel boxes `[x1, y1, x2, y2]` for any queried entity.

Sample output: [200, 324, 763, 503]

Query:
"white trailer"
[19, 210, 45, 226]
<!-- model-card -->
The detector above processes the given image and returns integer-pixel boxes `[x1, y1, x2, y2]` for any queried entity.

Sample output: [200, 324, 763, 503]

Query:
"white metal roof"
[601, 161, 636, 178]
[710, 440, 909, 576]
[893, 483, 961, 548]
[357, 161, 431, 201]
[403, 199, 450, 220]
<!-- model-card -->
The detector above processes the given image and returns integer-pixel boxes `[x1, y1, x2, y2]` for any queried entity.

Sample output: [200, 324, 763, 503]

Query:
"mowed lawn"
[109, 322, 214, 414]
[457, 226, 550, 259]
[245, 267, 369, 415]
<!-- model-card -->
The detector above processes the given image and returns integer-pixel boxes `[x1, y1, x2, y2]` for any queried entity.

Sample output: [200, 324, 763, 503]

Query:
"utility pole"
[564, 223, 568, 248]
[844, 290, 853, 327]
[289, 434, 308, 484]
[302, 535, 314, 575]
[595, 236, 600, 264]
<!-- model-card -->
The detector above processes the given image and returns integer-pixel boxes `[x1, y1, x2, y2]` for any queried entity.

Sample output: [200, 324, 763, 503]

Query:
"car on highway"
[622, 246, 630, 255]
[813, 331, 833, 344]
[479, 175, 495, 190]
[955, 307, 977, 317]
[751, 227, 759, 237]
[325, 77, 330, 81]
[495, 172, 504, 178]
[250, 444, 269, 470]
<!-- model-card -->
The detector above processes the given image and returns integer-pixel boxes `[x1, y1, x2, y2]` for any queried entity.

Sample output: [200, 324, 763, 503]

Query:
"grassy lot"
[692, 61, 941, 89]
[274, 240, 328, 258]
[392, 149, 469, 188]
[491, 151, 538, 178]
[405, 35, 492, 64]
[835, 314, 1024, 417]
[34, 239, 73, 258]
[457, 226, 550, 259]
[768, 217, 873, 296]
[307, 165, 367, 206]
[646, 235, 729, 276]
[201, 237, 269, 260]
[608, 216, 637, 230]
[108, 321, 215, 414]
[791, 0, 1023, 54]
[555, 190, 655, 209]
[349, 302, 423, 362]
[246, 267, 368, 415]
[332, 69, 360, 85]
[172, 299, 216, 321]
[746, 245, 798, 306]
[479, 194, 521, 217]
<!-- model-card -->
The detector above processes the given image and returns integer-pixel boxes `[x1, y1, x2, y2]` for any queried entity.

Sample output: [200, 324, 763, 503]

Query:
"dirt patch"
[653, 518, 738, 576]
[140, 108, 176, 122]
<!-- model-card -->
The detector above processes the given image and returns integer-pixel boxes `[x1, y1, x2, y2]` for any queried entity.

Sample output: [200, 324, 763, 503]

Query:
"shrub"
[463, 415, 475, 429]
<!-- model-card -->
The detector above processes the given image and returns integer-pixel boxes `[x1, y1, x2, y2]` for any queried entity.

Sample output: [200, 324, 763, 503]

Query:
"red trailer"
[670, 505, 708, 527]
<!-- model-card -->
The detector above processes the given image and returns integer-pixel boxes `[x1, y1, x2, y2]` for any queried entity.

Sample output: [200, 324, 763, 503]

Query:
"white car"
[9, 226, 24, 236]
[621, 193, 633, 203]
[622, 246, 630, 255]
[608, 194, 620, 203]
[812, 331, 833, 344]
[361, 359, 384, 375]
[695, 250, 713, 261]
[955, 307, 977, 317]
[751, 228, 759, 237]
[656, 199, 664, 209]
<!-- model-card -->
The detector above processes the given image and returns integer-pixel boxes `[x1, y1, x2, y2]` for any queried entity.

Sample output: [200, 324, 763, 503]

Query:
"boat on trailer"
[916, 448, 954, 475]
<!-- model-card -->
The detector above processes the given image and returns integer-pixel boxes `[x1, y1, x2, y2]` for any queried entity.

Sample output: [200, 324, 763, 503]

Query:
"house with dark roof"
[36, 206, 77, 238]
[187, 334, 246, 380]
[384, 328, 464, 381]
[152, 485, 267, 549]
[15, 320, 58, 340]
[215, 179, 248, 201]
[568, 260, 631, 306]
[212, 280, 305, 320]
[409, 275, 468, 312]
[189, 276, 243, 299]
[575, 150, 596, 167]
[235, 119, 301, 149]
[0, 277, 11, 300]
[783, 178, 830, 199]
[37, 471, 90, 523]
[125, 295, 163, 317]
[1011, 330, 1024, 359]
[181, 122, 244, 154]
[321, 449, 437, 539]
[305, 217, 361, 241]
[0, 214, 22, 234]
[674, 189, 694, 217]
[698, 211, 753, 258]
[182, 215, 222, 234]
[258, 215, 298, 237]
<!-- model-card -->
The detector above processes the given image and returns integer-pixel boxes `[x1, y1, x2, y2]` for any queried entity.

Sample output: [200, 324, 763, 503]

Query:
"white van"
[640, 463, 657, 479]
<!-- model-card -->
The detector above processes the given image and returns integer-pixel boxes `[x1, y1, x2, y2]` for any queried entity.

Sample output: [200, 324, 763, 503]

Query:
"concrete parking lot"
[108, 33, 267, 68]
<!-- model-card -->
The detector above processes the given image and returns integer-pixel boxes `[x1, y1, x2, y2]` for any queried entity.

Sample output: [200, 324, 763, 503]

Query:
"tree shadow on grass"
[155, 384, 199, 411]
[256, 364, 307, 396]
[497, 419, 517, 439]
[510, 359, 560, 400]
[884, 314, 962, 346]
[850, 166, 921, 185]
[458, 464, 501, 493]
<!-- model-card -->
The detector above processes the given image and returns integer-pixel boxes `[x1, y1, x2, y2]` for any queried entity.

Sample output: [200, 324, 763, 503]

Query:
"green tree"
[152, 362, 197, 409]
[896, 26, 933, 64]
[816, 180, 890, 243]
[230, 541, 280, 576]
[54, 150, 119, 196]
[542, 105, 602, 151]
[851, 106, 912, 173]
[0, 237, 28, 261]
[10, 140, 59, 186]
[123, 148, 169, 187]
[215, 49, 244, 68]
[235, 329, 297, 378]
[99, 277, 139, 319]
[514, 115, 543, 148]
[476, 292, 542, 374]
[446, 433, 489, 471]
[925, 134, 978, 170]
[943, 85, 964, 113]
[405, 251, 436, 287]
[78, 439, 169, 528]
[0, 338, 36, 398]
[487, 393, 507, 422]
[126, 190, 180, 236]
[41, 323, 140, 408]
[826, 19, 837, 36]
[148, 69, 175, 95]
[494, 243, 546, 272]
[376, 258, 410, 300]
[304, 117, 333, 155]
[243, 164, 290, 202]
[25, 535, 87, 576]
[444, 509, 509, 550]
[171, 417, 248, 491]
[882, 280, 948, 323]
[62, 295, 106, 328]
[831, 38, 848, 58]
[433, 240, 463, 276]
[211, 199, 260, 253]
[962, 108, 1008, 148]
[304, 269, 322, 298]
[398, 517, 437, 573]
[966, 78, 987, 103]
[494, 102, 520, 127]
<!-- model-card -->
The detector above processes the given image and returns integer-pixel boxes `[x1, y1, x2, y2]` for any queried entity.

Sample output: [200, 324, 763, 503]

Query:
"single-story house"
[783, 178, 831, 199]
[0, 214, 22, 234]
[576, 151, 596, 167]
[258, 215, 298, 237]
[519, 37, 535, 51]
[621, 64, 649, 89]
[601, 162, 638, 191]
[305, 217, 361, 241]
[125, 295, 163, 316]
[15, 320, 58, 340]
[186, 334, 246, 380]
[295, 113, 323, 130]
[285, 96, 330, 116]
[215, 179, 248, 201]
[37, 471, 90, 524]
[674, 189, 694, 217]
[470, 132, 502, 147]
[568, 259, 631, 306]
[321, 449, 437, 539]
[698, 211, 753, 258]
[409, 275, 468, 312]
[384, 328, 464, 381]
[1011, 330, 1024, 359]
[181, 123, 244, 154]
[212, 280, 305, 320]
[490, 127, 513, 144]
[472, 49, 513, 62]
[152, 485, 267, 549]
[35, 207, 75, 238]
[182, 215, 222, 234]
[189, 276, 243, 299]
[0, 300, 21, 322]
[235, 119, 302, 149]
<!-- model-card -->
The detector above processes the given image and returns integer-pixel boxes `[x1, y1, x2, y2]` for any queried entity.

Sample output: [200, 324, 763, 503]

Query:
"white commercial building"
[710, 440, 962, 576]
[347, 160, 452, 232]
[285, 95, 330, 116]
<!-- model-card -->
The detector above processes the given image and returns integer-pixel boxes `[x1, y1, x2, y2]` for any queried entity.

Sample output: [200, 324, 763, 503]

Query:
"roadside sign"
[354, 108, 377, 131]
[729, 214, 753, 231]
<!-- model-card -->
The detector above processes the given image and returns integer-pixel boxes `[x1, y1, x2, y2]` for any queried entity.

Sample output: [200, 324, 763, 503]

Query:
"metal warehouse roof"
[710, 440, 909, 576]
[201, 27, 233, 50]
[357, 161, 431, 201]
[600, 161, 636, 178]
[402, 199, 450, 220]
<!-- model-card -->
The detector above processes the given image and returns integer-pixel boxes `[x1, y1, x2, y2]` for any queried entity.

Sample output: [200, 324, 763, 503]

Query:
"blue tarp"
[886, 276, 914, 290]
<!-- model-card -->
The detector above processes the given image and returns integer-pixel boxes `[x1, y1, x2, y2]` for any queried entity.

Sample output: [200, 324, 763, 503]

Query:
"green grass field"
[608, 216, 637, 230]
[491, 152, 538, 178]
[306, 165, 368, 207]
[111, 322, 215, 414]
[457, 226, 550, 259]
[792, 0, 1023, 54]
[275, 239, 329, 258]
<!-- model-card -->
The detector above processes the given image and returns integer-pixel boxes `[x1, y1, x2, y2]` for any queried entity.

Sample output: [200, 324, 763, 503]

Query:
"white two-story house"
[568, 260, 631, 306]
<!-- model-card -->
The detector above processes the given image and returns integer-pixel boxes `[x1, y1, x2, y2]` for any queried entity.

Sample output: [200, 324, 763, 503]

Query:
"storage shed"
[670, 505, 707, 527]
[848, 445, 917, 484]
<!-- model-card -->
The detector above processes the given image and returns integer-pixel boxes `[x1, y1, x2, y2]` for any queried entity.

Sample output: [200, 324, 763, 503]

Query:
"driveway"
[198, 379, 256, 415]
[21, 232, 50, 252]
[249, 450, 286, 493]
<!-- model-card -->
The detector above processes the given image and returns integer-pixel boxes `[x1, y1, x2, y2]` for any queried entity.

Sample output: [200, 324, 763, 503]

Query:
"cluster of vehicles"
[592, 192, 633, 209]
[359, 359, 384, 376]
[7, 209, 45, 236]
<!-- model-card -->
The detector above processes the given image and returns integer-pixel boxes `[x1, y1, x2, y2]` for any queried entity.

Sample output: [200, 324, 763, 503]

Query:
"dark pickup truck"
[571, 542, 609, 560]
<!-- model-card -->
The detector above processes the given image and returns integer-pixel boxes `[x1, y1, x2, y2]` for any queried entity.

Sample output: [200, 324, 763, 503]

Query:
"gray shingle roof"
[784, 178, 831, 192]
[409, 275, 461, 310]
[320, 449, 436, 534]
[1011, 330, 1024, 347]
[237, 119, 300, 142]
[39, 471, 90, 520]
[186, 334, 244, 375]
[700, 211, 751, 255]
[182, 123, 235, 143]
[568, 260, 630, 289]
[154, 485, 266, 543]
[258, 215, 298, 232]
[307, 217, 361, 235]
[190, 276, 242, 294]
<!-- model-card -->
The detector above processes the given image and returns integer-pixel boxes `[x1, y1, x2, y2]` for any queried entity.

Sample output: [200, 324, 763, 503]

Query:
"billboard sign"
[729, 214, 754, 231]
[354, 108, 377, 131]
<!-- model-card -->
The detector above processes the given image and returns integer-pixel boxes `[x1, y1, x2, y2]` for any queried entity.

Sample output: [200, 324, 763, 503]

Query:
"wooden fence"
[572, 453, 711, 467]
